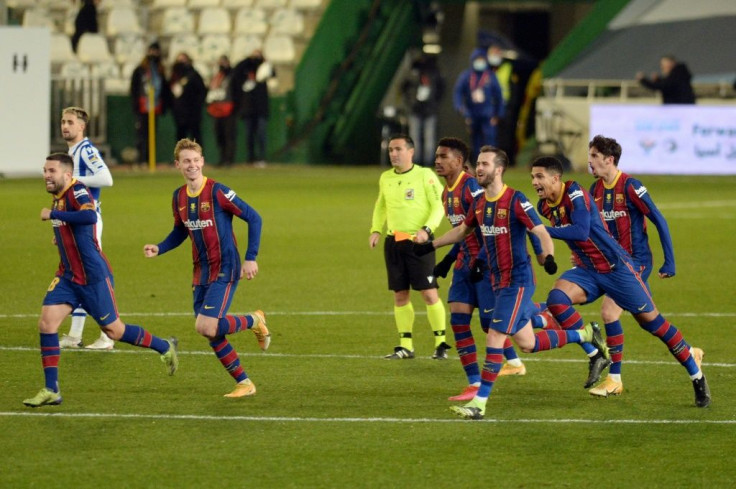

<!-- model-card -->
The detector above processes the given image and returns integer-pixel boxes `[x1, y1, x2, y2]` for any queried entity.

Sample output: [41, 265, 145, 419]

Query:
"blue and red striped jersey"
[464, 185, 541, 289]
[158, 178, 262, 285]
[538, 180, 628, 273]
[49, 180, 111, 284]
[443, 171, 484, 269]
[589, 171, 675, 274]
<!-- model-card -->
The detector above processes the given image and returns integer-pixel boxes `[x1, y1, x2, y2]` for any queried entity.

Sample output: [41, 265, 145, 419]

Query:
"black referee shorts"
[384, 235, 438, 292]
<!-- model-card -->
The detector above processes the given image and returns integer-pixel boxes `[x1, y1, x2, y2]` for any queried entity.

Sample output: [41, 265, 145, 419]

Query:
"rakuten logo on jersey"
[480, 224, 508, 236]
[602, 210, 627, 221]
[184, 219, 214, 230]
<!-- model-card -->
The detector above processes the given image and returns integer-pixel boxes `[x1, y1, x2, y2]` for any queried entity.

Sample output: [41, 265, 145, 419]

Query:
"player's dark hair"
[531, 155, 564, 176]
[62, 106, 89, 126]
[479, 145, 509, 174]
[589, 135, 622, 165]
[437, 137, 469, 165]
[388, 133, 414, 149]
[47, 152, 74, 171]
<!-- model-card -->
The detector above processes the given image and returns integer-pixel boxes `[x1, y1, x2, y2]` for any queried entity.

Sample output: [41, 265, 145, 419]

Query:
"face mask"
[472, 60, 487, 71]
[148, 54, 160, 64]
[488, 55, 503, 67]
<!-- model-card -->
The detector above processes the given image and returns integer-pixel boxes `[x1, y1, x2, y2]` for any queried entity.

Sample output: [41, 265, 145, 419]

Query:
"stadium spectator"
[71, 0, 99, 53]
[452, 48, 504, 161]
[586, 135, 704, 397]
[530, 156, 710, 407]
[232, 50, 275, 167]
[369, 134, 450, 360]
[207, 55, 237, 166]
[636, 55, 696, 104]
[414, 146, 604, 420]
[23, 153, 178, 408]
[143, 139, 269, 398]
[169, 52, 207, 145]
[57, 106, 116, 351]
[130, 41, 170, 165]
[486, 43, 518, 165]
[400, 53, 444, 166]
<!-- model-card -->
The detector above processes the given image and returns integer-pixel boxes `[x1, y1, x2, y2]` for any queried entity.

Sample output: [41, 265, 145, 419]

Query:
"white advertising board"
[590, 104, 736, 175]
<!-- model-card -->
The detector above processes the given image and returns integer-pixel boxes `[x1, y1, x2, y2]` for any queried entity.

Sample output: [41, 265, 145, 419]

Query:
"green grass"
[1, 165, 735, 488]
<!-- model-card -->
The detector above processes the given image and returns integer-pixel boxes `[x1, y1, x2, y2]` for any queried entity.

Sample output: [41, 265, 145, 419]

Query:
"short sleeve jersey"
[69, 137, 109, 207]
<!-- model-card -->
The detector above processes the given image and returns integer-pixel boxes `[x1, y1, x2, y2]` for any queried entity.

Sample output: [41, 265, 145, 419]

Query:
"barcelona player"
[24, 153, 178, 408]
[530, 156, 710, 407]
[144, 139, 269, 398]
[416, 146, 607, 420]
[586, 135, 703, 396]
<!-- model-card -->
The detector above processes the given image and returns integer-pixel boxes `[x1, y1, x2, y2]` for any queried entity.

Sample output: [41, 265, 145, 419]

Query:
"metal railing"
[543, 78, 736, 101]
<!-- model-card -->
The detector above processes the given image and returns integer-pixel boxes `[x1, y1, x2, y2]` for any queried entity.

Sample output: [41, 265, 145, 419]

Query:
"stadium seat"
[193, 60, 212, 82]
[233, 7, 267, 35]
[7, 0, 37, 8]
[92, 60, 128, 94]
[230, 34, 262, 62]
[197, 7, 232, 35]
[120, 59, 138, 82]
[59, 60, 90, 78]
[255, 0, 286, 9]
[113, 33, 146, 64]
[189, 0, 221, 8]
[97, 0, 136, 13]
[199, 34, 231, 63]
[222, 0, 253, 7]
[106, 7, 143, 36]
[168, 33, 201, 63]
[22, 8, 57, 30]
[150, 0, 186, 9]
[270, 8, 304, 35]
[290, 0, 322, 9]
[50, 33, 77, 65]
[263, 33, 295, 63]
[76, 33, 113, 63]
[160, 7, 196, 36]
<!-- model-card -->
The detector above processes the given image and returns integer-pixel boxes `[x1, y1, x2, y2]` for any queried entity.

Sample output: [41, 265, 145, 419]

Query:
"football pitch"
[1, 164, 734, 488]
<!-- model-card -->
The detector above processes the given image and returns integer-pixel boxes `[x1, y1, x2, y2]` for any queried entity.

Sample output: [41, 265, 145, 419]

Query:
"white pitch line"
[1, 411, 734, 425]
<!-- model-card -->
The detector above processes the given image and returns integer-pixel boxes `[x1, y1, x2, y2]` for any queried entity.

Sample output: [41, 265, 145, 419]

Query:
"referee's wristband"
[421, 226, 434, 240]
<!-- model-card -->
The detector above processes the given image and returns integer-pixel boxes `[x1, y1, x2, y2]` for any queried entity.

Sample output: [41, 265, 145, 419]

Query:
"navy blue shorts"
[448, 265, 496, 320]
[43, 275, 119, 326]
[193, 280, 238, 318]
[490, 285, 536, 335]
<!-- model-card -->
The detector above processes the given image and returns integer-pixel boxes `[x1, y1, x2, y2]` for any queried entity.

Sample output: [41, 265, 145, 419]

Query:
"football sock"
[502, 337, 520, 362]
[640, 314, 699, 376]
[546, 289, 584, 330]
[477, 346, 504, 398]
[450, 313, 480, 384]
[120, 324, 169, 354]
[532, 329, 580, 351]
[210, 337, 247, 383]
[426, 300, 447, 347]
[394, 303, 415, 351]
[605, 320, 624, 375]
[40, 333, 60, 393]
[530, 314, 546, 329]
[69, 307, 86, 338]
[216, 314, 255, 337]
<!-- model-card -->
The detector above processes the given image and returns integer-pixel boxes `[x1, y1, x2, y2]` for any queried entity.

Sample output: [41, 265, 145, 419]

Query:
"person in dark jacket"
[401, 54, 444, 166]
[231, 50, 275, 165]
[170, 52, 207, 145]
[72, 0, 99, 53]
[207, 55, 237, 165]
[637, 55, 696, 104]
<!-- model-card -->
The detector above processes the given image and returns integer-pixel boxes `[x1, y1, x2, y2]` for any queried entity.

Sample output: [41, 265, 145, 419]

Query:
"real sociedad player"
[416, 146, 608, 420]
[24, 153, 178, 408]
[586, 135, 703, 396]
[58, 106, 116, 350]
[144, 138, 269, 398]
[530, 155, 710, 407]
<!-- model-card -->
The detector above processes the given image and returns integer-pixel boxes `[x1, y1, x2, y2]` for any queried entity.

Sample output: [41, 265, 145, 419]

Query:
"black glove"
[470, 259, 485, 283]
[433, 253, 455, 278]
[543, 254, 557, 275]
[413, 241, 435, 257]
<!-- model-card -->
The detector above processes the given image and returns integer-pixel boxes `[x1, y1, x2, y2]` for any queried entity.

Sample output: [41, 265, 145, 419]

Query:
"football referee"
[369, 134, 450, 359]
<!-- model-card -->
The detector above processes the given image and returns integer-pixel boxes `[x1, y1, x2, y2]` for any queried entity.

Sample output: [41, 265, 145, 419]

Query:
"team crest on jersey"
[497, 208, 507, 219]
[405, 188, 415, 200]
[200, 201, 211, 212]
[615, 194, 624, 204]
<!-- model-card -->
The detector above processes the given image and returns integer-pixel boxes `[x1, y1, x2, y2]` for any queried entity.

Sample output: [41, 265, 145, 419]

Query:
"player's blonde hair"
[62, 106, 89, 126]
[174, 138, 203, 161]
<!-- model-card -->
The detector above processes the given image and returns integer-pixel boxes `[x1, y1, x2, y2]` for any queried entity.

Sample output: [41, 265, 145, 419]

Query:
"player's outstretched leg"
[118, 323, 178, 375]
[448, 313, 481, 401]
[449, 346, 503, 420]
[23, 333, 63, 408]
[498, 337, 526, 376]
[216, 310, 271, 351]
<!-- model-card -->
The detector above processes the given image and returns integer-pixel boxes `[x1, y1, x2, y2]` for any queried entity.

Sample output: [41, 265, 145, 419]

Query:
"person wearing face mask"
[169, 52, 207, 145]
[130, 41, 171, 164]
[487, 44, 518, 166]
[453, 48, 504, 162]
[207, 55, 237, 166]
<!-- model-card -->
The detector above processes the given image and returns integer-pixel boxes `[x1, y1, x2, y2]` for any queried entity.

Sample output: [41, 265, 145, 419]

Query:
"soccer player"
[586, 135, 703, 396]
[58, 106, 116, 350]
[23, 153, 178, 408]
[530, 156, 710, 407]
[369, 134, 450, 359]
[143, 138, 269, 398]
[416, 146, 607, 420]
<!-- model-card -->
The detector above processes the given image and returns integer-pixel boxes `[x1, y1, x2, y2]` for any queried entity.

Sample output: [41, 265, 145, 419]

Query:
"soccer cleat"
[85, 334, 114, 350]
[448, 385, 479, 401]
[384, 346, 414, 359]
[59, 334, 83, 349]
[160, 337, 179, 376]
[498, 363, 527, 376]
[583, 321, 610, 360]
[584, 351, 611, 389]
[224, 378, 256, 398]
[449, 399, 486, 420]
[251, 310, 271, 351]
[23, 388, 62, 408]
[691, 347, 704, 370]
[432, 342, 452, 360]
[588, 375, 623, 397]
[693, 375, 711, 408]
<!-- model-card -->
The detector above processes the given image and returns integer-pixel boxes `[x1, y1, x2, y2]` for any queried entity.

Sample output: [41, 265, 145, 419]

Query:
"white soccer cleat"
[59, 334, 83, 349]
[85, 334, 114, 350]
